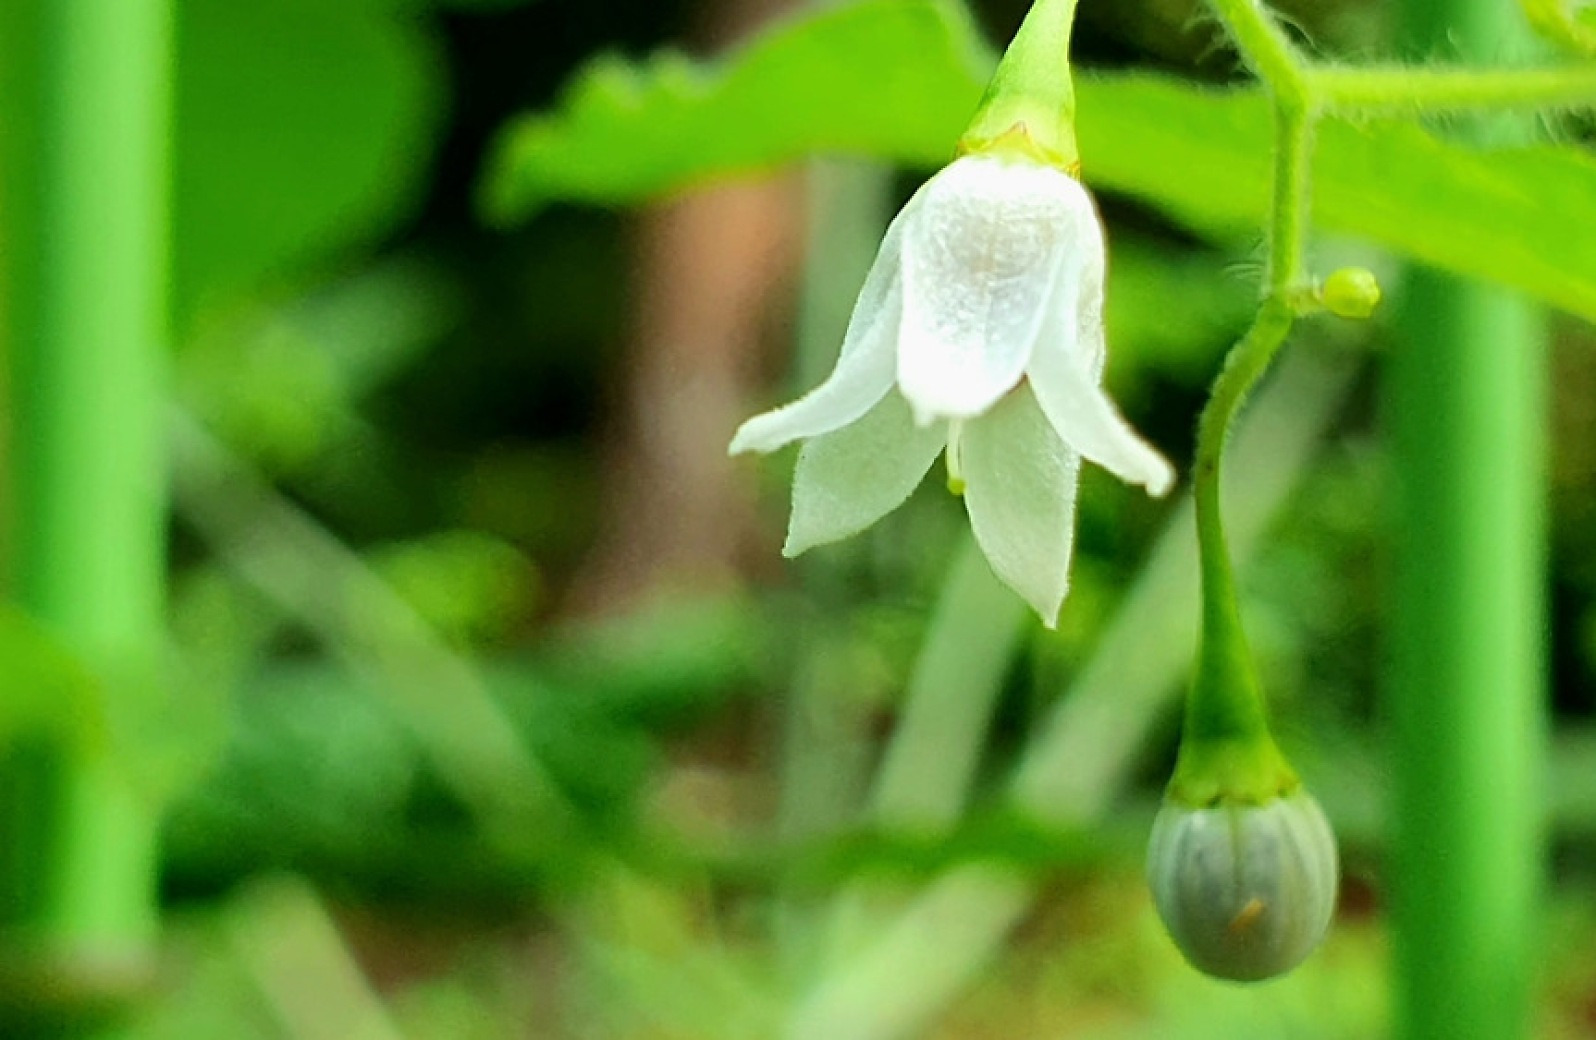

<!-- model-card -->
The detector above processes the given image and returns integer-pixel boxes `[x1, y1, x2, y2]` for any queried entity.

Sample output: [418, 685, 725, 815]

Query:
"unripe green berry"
[1146, 788, 1339, 982]
[1321, 267, 1382, 319]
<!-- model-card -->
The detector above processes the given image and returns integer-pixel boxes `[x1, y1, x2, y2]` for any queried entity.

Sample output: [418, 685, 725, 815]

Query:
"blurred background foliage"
[2, 0, 1596, 1037]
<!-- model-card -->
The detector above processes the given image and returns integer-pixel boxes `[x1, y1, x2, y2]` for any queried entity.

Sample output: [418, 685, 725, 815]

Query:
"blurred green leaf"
[1078, 77, 1596, 325]
[370, 531, 539, 648]
[537, 596, 766, 726]
[481, 0, 1596, 323]
[176, 0, 442, 325]
[477, 0, 989, 219]
[163, 656, 660, 894]
[1104, 238, 1257, 383]
[177, 258, 463, 476]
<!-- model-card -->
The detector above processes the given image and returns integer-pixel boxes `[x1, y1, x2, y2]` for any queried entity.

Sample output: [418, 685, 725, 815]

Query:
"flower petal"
[1067, 208, 1109, 379]
[728, 197, 917, 455]
[959, 385, 1082, 627]
[1023, 191, 1173, 495]
[896, 156, 1098, 423]
[783, 391, 945, 556]
[1027, 344, 1174, 496]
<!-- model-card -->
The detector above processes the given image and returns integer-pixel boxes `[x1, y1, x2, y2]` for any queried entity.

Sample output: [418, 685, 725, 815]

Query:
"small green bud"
[1146, 788, 1339, 982]
[1320, 267, 1382, 320]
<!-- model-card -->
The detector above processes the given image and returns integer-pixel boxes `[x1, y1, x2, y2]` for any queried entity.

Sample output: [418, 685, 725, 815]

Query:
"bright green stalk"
[1389, 4, 1547, 1039]
[1314, 63, 1596, 112]
[1206, 0, 1310, 101]
[0, 0, 170, 1014]
[1169, 99, 1313, 806]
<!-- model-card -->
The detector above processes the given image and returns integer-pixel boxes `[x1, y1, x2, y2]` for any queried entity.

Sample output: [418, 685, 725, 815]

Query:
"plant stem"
[1211, 0, 1596, 114]
[1175, 97, 1312, 797]
[1205, 0, 1310, 100]
[0, 0, 170, 1015]
[1389, 4, 1547, 1039]
[1189, 103, 1311, 626]
[1314, 63, 1596, 112]
[1012, 349, 1359, 820]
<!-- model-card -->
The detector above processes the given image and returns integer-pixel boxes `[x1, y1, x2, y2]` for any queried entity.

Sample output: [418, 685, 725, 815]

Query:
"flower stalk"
[0, 0, 171, 1023]
[1153, 4, 1335, 980]
[1162, 0, 1572, 987]
[1170, 98, 1311, 810]
[1387, 1, 1548, 1037]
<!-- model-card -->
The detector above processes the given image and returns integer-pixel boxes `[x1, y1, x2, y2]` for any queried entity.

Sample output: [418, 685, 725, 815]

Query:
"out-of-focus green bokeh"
[1, 0, 1595, 1037]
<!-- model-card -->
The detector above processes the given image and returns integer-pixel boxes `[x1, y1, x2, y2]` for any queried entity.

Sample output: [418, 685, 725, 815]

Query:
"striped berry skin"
[1146, 789, 1339, 982]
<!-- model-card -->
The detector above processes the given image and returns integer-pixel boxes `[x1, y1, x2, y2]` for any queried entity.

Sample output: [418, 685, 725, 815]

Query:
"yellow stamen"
[946, 421, 967, 496]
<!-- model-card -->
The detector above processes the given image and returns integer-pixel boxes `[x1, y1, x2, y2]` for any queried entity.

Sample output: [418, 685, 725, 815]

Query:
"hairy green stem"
[1175, 96, 1313, 794]
[1265, 103, 1314, 293]
[1315, 63, 1596, 111]
[1213, 0, 1596, 115]
[1190, 312, 1290, 671]
[1206, 0, 1311, 101]
[0, 0, 170, 1020]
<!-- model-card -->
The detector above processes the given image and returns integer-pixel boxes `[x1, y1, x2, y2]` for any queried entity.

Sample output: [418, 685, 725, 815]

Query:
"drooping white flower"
[729, 153, 1173, 626]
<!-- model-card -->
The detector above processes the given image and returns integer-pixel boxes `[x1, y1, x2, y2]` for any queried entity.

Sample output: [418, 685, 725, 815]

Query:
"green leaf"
[478, 0, 990, 220]
[479, 0, 1596, 323]
[176, 0, 443, 325]
[1075, 77, 1596, 325]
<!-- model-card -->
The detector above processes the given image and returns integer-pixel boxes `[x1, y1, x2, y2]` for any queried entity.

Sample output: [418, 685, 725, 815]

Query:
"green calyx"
[1168, 733, 1300, 808]
[957, 0, 1081, 174]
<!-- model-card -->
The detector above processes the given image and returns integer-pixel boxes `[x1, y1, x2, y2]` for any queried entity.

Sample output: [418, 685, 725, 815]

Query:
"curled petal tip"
[1117, 446, 1175, 498]
[1143, 457, 1177, 498]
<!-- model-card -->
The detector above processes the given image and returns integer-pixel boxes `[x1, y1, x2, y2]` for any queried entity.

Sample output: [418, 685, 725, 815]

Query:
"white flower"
[729, 154, 1173, 626]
